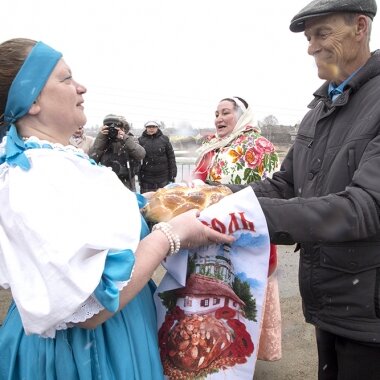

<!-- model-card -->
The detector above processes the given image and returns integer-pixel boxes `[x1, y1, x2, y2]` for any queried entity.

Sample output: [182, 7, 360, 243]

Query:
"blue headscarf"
[0, 41, 62, 170]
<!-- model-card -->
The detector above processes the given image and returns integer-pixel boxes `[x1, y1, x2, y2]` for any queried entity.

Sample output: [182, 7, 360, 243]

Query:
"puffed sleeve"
[0, 147, 141, 336]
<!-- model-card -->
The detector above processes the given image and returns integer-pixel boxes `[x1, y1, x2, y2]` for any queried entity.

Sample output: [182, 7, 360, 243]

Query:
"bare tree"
[262, 115, 279, 126]
[261, 114, 279, 142]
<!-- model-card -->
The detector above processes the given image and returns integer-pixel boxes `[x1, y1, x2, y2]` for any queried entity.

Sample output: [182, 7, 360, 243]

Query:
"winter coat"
[138, 129, 177, 185]
[230, 50, 380, 344]
[89, 132, 145, 191]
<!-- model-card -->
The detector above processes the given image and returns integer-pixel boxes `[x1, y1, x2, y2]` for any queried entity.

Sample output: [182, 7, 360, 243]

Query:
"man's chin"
[316, 63, 339, 82]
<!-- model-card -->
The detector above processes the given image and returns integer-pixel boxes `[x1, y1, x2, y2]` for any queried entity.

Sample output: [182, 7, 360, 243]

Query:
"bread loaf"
[142, 184, 232, 223]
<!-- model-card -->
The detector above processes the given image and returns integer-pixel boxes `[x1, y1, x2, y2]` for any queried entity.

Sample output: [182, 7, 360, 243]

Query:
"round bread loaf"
[142, 184, 232, 223]
[166, 313, 232, 371]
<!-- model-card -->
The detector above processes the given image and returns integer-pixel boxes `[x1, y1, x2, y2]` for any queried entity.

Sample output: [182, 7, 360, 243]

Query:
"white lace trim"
[43, 270, 135, 338]
[41, 295, 104, 338]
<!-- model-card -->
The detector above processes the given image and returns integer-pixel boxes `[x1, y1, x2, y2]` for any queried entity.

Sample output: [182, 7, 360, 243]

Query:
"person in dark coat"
[138, 121, 177, 193]
[218, 0, 380, 379]
[89, 114, 145, 191]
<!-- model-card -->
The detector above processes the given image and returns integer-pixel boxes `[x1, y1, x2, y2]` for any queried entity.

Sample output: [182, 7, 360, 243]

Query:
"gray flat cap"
[290, 0, 377, 32]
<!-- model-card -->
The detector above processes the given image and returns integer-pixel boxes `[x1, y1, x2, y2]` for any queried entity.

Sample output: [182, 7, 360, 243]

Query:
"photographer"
[89, 114, 145, 191]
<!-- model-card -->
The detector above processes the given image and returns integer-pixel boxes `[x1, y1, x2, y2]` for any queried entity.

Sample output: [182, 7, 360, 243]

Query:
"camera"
[103, 114, 130, 141]
[107, 123, 119, 140]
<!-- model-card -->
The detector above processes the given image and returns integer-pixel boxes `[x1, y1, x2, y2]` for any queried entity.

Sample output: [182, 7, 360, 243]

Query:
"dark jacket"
[231, 50, 380, 344]
[89, 132, 145, 191]
[138, 129, 177, 185]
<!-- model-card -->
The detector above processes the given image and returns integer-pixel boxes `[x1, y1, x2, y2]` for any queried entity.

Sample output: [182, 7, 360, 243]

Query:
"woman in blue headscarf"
[0, 38, 233, 379]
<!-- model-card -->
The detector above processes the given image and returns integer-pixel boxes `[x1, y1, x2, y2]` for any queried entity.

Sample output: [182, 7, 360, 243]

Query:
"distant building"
[259, 123, 299, 144]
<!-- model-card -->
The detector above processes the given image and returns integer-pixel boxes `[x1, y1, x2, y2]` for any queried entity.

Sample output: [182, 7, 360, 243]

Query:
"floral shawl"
[193, 125, 278, 185]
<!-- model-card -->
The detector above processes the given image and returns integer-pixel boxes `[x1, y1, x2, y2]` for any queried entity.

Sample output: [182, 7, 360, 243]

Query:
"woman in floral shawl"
[193, 97, 282, 361]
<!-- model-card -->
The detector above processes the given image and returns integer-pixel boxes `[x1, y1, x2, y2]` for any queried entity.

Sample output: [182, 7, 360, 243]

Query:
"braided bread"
[142, 184, 232, 223]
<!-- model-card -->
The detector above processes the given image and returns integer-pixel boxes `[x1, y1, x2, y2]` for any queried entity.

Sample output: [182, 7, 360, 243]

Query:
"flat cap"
[290, 0, 377, 32]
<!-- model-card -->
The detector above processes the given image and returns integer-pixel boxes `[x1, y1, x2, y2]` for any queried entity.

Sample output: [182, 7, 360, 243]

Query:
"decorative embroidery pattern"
[0, 135, 98, 166]
[202, 126, 278, 184]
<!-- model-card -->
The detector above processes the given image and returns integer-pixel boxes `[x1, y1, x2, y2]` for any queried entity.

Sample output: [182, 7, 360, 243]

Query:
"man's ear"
[28, 101, 41, 116]
[355, 15, 368, 38]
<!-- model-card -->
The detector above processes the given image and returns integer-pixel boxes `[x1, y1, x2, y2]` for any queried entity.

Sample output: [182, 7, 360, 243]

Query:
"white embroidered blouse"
[0, 137, 141, 337]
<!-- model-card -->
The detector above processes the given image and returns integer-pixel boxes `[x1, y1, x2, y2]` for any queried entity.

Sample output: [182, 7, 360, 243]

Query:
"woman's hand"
[168, 209, 234, 249]
[77, 209, 233, 329]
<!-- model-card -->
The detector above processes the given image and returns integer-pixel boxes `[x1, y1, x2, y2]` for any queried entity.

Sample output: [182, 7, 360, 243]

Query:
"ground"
[253, 245, 318, 380]
[0, 244, 317, 379]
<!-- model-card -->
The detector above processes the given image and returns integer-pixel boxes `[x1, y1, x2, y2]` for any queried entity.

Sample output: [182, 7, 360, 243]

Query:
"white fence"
[175, 156, 196, 183]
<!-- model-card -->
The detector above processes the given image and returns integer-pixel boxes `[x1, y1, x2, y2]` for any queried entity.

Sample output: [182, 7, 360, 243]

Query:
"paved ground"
[0, 244, 318, 379]
[253, 245, 317, 380]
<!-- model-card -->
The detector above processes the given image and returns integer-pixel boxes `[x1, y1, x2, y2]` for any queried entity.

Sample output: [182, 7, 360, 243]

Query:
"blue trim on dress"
[0, 135, 99, 167]
[94, 193, 151, 312]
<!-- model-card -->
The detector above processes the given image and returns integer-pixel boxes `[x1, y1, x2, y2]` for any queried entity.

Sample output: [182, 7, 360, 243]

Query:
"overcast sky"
[3, 0, 380, 130]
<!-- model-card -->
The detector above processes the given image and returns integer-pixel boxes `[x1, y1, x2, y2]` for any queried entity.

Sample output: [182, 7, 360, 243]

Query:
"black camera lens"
[107, 124, 119, 140]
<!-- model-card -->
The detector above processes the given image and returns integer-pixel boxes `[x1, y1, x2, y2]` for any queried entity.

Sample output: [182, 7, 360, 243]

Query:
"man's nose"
[307, 37, 319, 56]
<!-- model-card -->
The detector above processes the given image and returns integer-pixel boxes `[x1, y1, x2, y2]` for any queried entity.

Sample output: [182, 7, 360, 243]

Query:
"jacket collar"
[308, 49, 380, 110]
[143, 129, 163, 137]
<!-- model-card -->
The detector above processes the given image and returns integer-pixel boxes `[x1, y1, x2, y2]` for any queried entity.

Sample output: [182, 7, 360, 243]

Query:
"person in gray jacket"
[89, 114, 145, 191]
[223, 0, 380, 379]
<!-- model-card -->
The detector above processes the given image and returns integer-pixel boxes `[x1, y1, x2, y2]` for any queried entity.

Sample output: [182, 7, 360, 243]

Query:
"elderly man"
[224, 0, 380, 379]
